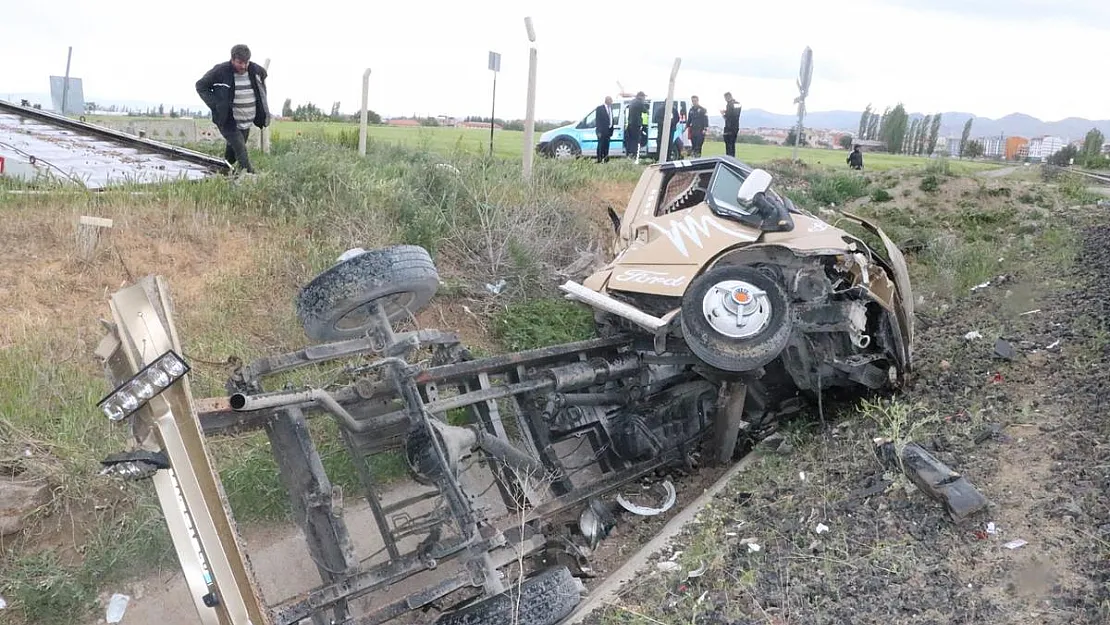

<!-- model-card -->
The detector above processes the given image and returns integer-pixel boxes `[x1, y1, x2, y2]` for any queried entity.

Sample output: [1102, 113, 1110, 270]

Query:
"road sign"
[488, 51, 501, 73]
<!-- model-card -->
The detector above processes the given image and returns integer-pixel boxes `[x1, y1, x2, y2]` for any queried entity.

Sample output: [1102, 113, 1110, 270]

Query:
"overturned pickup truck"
[93, 155, 913, 625]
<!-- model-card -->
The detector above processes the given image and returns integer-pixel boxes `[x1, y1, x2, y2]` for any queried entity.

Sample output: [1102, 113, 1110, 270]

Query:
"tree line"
[857, 104, 946, 156]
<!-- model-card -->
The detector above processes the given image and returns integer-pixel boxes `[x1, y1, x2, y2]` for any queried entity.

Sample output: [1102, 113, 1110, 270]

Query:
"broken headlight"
[97, 350, 190, 421]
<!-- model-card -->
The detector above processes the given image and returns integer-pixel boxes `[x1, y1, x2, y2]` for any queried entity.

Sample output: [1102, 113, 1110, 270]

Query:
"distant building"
[978, 137, 1004, 158]
[1005, 137, 1028, 161]
[1026, 136, 1066, 161]
[386, 118, 421, 127]
[1102, 143, 1110, 155]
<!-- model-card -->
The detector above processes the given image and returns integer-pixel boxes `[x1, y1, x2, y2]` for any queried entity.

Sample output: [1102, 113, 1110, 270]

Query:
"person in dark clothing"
[653, 102, 681, 162]
[624, 92, 647, 162]
[595, 96, 614, 163]
[196, 44, 271, 174]
[687, 95, 709, 157]
[721, 92, 741, 157]
[847, 145, 864, 170]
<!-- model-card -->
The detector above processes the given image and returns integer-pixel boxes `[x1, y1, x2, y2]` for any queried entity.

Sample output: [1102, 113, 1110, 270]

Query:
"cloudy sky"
[1, 0, 1106, 122]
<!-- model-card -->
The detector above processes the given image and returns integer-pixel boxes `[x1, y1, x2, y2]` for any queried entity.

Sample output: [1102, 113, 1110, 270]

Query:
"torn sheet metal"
[0, 100, 228, 189]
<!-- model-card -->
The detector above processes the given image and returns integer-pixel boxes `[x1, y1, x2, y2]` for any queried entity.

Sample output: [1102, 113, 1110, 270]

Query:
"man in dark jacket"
[653, 101, 681, 162]
[196, 44, 271, 174]
[687, 95, 708, 157]
[847, 145, 864, 170]
[721, 92, 741, 157]
[595, 96, 613, 163]
[624, 92, 647, 162]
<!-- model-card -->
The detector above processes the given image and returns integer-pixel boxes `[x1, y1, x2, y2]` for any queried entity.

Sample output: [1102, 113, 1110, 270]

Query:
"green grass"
[493, 298, 598, 351]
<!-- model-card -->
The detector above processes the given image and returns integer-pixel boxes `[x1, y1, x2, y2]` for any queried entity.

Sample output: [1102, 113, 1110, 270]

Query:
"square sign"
[488, 51, 501, 73]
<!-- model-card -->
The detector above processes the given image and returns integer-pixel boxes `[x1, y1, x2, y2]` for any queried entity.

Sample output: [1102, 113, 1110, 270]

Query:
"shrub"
[870, 188, 894, 203]
[806, 172, 871, 206]
[920, 174, 941, 193]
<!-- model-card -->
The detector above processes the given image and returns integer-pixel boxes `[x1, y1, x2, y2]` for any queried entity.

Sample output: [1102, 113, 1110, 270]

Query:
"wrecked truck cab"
[574, 155, 913, 392]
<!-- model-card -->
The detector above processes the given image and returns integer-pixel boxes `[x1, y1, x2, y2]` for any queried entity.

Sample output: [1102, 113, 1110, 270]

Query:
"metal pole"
[490, 72, 497, 158]
[522, 17, 537, 181]
[62, 46, 73, 115]
[659, 58, 681, 163]
[261, 58, 271, 154]
[359, 68, 372, 156]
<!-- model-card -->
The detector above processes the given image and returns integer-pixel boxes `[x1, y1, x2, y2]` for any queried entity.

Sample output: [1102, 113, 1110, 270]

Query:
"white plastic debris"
[986, 522, 999, 535]
[971, 281, 992, 292]
[336, 247, 366, 263]
[656, 561, 681, 572]
[1003, 539, 1027, 550]
[687, 561, 708, 579]
[1046, 340, 1061, 350]
[1020, 309, 1041, 316]
[799, 471, 807, 481]
[617, 481, 677, 516]
[106, 594, 130, 624]
[965, 331, 983, 341]
[484, 279, 507, 295]
[747, 542, 762, 553]
[815, 523, 830, 534]
[0, 595, 7, 609]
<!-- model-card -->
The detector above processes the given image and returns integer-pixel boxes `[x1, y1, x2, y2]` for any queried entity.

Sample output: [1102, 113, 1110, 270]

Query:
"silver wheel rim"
[553, 143, 574, 159]
[701, 279, 772, 339]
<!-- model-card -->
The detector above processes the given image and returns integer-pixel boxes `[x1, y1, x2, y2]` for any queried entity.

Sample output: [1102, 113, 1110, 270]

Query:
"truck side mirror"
[737, 169, 773, 206]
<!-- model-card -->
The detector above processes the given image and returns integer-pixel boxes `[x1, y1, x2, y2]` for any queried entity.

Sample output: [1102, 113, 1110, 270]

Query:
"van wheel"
[551, 137, 580, 160]
[296, 245, 439, 342]
[680, 265, 792, 373]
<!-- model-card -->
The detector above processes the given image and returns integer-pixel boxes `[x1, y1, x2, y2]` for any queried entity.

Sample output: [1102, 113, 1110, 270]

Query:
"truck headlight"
[97, 350, 191, 421]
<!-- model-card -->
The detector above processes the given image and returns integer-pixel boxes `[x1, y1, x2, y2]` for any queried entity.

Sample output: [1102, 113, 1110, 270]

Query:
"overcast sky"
[2, 0, 1106, 122]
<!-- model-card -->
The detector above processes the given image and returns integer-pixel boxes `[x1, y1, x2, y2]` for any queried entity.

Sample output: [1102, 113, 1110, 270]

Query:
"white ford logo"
[614, 269, 686, 287]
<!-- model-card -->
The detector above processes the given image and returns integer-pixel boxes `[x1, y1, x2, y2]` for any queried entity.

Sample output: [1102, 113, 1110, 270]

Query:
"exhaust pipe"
[558, 280, 671, 333]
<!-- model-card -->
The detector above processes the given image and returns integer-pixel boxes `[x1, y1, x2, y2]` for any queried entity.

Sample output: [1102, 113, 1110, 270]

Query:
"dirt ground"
[584, 197, 1110, 623]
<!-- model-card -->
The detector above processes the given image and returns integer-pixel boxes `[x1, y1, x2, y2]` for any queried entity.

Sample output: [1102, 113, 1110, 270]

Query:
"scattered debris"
[815, 523, 830, 534]
[1003, 539, 1028, 550]
[940, 359, 951, 371]
[106, 593, 130, 624]
[875, 439, 990, 523]
[484, 279, 507, 295]
[994, 338, 1015, 361]
[656, 561, 681, 572]
[974, 423, 1010, 445]
[617, 481, 677, 517]
[687, 561, 708, 579]
[1098, 199, 1110, 209]
[746, 542, 761, 553]
[0, 595, 6, 610]
[986, 522, 999, 535]
[971, 275, 1013, 292]
[1019, 309, 1041, 316]
[799, 471, 807, 481]
[1046, 340, 1061, 350]
[434, 163, 461, 174]
[971, 282, 992, 293]
[965, 331, 983, 341]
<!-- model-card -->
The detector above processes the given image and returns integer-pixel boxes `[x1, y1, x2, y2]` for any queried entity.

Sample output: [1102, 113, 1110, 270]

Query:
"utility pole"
[659, 58, 681, 163]
[792, 47, 813, 162]
[359, 68, 372, 156]
[261, 58, 271, 154]
[522, 17, 538, 181]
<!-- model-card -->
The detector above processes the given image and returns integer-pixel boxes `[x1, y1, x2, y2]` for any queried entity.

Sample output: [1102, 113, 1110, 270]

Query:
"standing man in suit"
[595, 96, 613, 163]
[687, 95, 709, 157]
[721, 92, 742, 158]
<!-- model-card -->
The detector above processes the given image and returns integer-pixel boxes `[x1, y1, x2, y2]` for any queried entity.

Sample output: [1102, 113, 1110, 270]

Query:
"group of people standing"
[592, 92, 742, 163]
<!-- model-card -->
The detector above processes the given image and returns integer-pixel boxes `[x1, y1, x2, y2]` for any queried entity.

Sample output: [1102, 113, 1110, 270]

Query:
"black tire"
[434, 566, 582, 625]
[679, 264, 792, 373]
[551, 137, 580, 160]
[296, 245, 439, 342]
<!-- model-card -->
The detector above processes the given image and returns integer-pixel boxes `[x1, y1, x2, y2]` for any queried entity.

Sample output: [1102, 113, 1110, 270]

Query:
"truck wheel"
[680, 265, 792, 373]
[296, 245, 439, 342]
[435, 566, 582, 625]
[551, 137, 580, 160]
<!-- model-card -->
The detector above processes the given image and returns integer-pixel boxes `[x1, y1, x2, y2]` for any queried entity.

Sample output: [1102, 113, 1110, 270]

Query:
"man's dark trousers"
[597, 132, 611, 162]
[222, 127, 254, 173]
[723, 131, 737, 157]
[690, 131, 705, 157]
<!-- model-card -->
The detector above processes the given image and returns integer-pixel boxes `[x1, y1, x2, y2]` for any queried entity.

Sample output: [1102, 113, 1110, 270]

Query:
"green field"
[269, 121, 999, 173]
[85, 116, 1000, 173]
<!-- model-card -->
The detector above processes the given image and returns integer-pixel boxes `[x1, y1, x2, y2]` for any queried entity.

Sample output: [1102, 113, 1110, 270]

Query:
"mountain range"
[714, 109, 1110, 141]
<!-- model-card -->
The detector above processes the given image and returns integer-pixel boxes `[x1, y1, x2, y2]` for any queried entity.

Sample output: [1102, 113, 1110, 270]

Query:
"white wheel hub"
[702, 279, 772, 339]
[554, 142, 574, 159]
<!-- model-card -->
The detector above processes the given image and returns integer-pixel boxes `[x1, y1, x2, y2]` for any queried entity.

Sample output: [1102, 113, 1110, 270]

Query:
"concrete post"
[359, 68, 372, 156]
[659, 58, 681, 163]
[522, 17, 538, 181]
